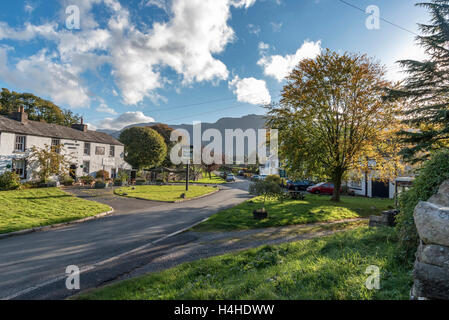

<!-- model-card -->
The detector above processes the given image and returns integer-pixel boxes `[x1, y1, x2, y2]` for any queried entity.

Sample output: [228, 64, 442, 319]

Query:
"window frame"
[109, 145, 115, 157]
[12, 159, 26, 179]
[51, 138, 61, 154]
[84, 142, 91, 156]
[15, 135, 26, 152]
[83, 161, 90, 174]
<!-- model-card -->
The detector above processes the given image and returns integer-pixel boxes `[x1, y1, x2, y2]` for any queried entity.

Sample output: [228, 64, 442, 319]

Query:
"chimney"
[71, 117, 88, 132]
[9, 106, 28, 123]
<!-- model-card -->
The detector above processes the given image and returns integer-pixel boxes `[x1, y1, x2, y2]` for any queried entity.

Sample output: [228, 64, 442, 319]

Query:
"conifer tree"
[387, 0, 449, 161]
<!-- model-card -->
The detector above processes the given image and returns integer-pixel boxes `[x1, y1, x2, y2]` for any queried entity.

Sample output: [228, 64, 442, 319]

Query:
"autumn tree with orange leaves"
[268, 50, 405, 202]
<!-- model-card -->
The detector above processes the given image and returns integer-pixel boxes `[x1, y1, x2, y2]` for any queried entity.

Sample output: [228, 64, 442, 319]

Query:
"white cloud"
[270, 22, 282, 32]
[0, 46, 90, 108]
[108, 0, 255, 105]
[96, 103, 118, 115]
[0, 22, 58, 41]
[247, 24, 261, 36]
[258, 40, 322, 82]
[231, 0, 257, 9]
[258, 41, 270, 55]
[146, 0, 169, 12]
[59, 0, 104, 30]
[229, 76, 271, 105]
[0, 0, 259, 107]
[96, 111, 156, 130]
[24, 4, 35, 13]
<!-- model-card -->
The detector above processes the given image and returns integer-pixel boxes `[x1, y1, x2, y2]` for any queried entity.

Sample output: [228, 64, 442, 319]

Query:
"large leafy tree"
[119, 127, 167, 171]
[386, 0, 449, 161]
[0, 88, 81, 126]
[149, 123, 175, 168]
[268, 50, 403, 202]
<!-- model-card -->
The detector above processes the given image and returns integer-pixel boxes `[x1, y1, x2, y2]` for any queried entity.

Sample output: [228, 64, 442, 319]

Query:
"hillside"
[98, 114, 268, 139]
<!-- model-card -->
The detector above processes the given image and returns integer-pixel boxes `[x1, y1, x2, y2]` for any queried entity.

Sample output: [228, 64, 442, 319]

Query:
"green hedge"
[397, 149, 449, 261]
[0, 171, 21, 191]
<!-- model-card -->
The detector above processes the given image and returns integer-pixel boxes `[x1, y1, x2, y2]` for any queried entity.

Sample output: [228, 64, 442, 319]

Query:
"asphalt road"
[0, 179, 251, 300]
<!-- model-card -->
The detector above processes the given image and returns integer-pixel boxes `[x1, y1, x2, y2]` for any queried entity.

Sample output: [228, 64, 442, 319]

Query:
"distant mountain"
[98, 114, 269, 139]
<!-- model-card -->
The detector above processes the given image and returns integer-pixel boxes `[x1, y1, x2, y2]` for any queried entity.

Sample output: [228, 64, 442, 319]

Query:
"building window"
[95, 146, 105, 155]
[12, 159, 26, 179]
[109, 146, 115, 157]
[84, 142, 91, 156]
[52, 139, 61, 154]
[15, 135, 26, 152]
[83, 161, 90, 174]
[111, 168, 117, 179]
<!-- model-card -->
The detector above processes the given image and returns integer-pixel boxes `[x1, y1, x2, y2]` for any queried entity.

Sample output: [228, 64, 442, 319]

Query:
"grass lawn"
[77, 226, 413, 300]
[179, 173, 227, 184]
[193, 194, 394, 232]
[0, 188, 111, 234]
[114, 185, 218, 202]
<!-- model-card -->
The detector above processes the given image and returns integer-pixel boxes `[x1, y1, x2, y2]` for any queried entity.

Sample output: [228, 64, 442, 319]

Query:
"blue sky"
[0, 0, 429, 130]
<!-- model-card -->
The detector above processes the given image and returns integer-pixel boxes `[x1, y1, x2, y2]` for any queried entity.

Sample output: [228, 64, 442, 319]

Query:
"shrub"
[397, 149, 449, 261]
[114, 178, 124, 186]
[265, 175, 282, 184]
[61, 175, 74, 186]
[96, 170, 110, 181]
[79, 175, 95, 185]
[21, 181, 39, 189]
[117, 171, 129, 181]
[94, 181, 107, 189]
[0, 171, 21, 191]
[249, 179, 284, 211]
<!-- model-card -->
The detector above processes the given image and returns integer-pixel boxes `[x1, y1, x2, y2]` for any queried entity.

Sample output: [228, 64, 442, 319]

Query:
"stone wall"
[411, 180, 449, 300]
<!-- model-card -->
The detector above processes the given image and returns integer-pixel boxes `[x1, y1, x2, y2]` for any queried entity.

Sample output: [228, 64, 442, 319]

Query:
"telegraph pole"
[182, 145, 193, 192]
[186, 162, 189, 191]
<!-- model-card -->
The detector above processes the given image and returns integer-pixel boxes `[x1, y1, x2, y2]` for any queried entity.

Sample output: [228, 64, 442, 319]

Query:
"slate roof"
[0, 115, 123, 146]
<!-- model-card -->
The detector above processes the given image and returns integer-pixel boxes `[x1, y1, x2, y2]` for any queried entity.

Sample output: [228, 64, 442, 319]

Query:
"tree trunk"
[331, 169, 344, 202]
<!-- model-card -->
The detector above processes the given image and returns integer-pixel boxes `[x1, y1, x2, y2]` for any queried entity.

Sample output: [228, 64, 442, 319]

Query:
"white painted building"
[347, 171, 415, 199]
[0, 109, 131, 181]
[259, 155, 279, 176]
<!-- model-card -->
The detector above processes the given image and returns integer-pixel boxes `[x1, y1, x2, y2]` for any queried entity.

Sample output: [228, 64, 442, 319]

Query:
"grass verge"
[0, 188, 111, 234]
[114, 185, 218, 202]
[179, 174, 227, 185]
[76, 226, 412, 300]
[193, 194, 394, 232]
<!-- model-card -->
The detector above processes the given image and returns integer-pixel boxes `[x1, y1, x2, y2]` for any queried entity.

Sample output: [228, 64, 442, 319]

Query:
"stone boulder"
[428, 180, 449, 207]
[413, 262, 449, 300]
[412, 179, 449, 300]
[414, 202, 449, 247]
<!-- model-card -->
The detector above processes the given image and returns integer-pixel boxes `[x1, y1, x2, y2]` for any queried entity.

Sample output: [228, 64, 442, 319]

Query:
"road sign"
[181, 145, 193, 163]
[103, 158, 115, 166]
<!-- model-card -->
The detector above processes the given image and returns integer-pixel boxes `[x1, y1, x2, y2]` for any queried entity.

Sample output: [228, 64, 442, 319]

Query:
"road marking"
[1, 216, 211, 300]
[2, 181, 250, 300]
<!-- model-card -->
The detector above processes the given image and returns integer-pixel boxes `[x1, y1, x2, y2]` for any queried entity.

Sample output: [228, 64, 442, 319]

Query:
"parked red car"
[307, 182, 341, 195]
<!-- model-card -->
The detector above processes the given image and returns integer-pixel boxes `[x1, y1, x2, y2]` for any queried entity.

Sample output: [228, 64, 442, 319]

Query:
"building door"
[69, 165, 77, 180]
[372, 180, 389, 198]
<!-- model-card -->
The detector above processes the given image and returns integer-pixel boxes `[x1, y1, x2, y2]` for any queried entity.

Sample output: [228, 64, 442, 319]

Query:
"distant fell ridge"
[98, 114, 268, 139]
